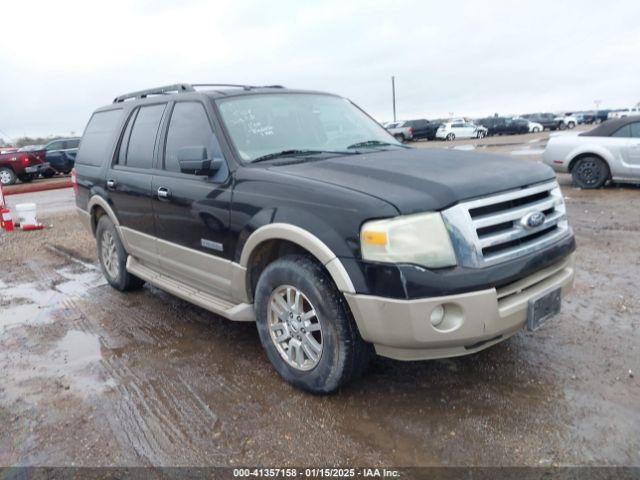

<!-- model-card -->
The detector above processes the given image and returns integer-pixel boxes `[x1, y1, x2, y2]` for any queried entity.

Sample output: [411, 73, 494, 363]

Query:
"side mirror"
[177, 146, 223, 175]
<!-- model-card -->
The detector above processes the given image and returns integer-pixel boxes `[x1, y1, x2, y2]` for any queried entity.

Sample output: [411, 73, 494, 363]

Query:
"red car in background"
[0, 147, 49, 185]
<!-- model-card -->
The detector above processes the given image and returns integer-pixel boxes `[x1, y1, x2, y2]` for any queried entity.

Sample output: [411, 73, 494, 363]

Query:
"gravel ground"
[0, 131, 638, 467]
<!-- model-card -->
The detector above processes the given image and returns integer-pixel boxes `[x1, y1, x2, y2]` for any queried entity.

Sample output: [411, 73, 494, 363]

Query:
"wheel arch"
[87, 195, 121, 236]
[239, 223, 355, 302]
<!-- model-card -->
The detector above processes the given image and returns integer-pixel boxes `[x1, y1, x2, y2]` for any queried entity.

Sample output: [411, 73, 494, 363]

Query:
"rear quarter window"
[76, 109, 123, 167]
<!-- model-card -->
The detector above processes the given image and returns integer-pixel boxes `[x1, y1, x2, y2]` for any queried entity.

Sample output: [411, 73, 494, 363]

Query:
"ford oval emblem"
[522, 211, 546, 229]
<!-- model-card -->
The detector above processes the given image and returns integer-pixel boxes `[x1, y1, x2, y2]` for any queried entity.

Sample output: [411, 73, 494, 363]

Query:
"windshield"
[216, 93, 399, 162]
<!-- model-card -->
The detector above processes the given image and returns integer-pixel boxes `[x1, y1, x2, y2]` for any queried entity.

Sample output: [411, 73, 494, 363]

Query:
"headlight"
[360, 212, 457, 268]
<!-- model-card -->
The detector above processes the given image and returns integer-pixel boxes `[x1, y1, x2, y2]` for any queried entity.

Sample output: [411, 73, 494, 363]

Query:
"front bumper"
[344, 253, 575, 361]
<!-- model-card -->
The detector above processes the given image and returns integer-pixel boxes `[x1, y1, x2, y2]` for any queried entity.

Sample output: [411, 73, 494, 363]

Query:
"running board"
[126, 256, 255, 322]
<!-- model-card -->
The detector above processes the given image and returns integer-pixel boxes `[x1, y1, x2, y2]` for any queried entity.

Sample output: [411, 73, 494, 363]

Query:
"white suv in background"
[554, 114, 577, 130]
[436, 120, 487, 140]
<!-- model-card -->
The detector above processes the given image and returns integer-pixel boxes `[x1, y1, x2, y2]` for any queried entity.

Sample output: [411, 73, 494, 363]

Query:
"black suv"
[75, 83, 576, 393]
[476, 117, 530, 136]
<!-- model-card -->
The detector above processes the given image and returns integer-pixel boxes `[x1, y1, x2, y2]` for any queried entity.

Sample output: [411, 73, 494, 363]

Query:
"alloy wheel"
[0, 170, 13, 185]
[575, 159, 603, 186]
[268, 285, 323, 371]
[101, 230, 120, 281]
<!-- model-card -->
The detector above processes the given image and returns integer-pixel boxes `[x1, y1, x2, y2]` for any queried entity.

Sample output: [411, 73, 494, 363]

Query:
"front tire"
[0, 167, 17, 186]
[96, 216, 145, 291]
[571, 156, 609, 189]
[254, 255, 371, 394]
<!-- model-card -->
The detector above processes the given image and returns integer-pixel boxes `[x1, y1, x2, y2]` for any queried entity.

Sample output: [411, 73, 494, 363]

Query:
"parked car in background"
[522, 113, 564, 131]
[400, 119, 440, 141]
[43, 137, 80, 176]
[0, 148, 49, 185]
[436, 121, 487, 140]
[0, 147, 19, 154]
[543, 116, 640, 188]
[595, 110, 611, 123]
[573, 112, 596, 125]
[477, 117, 530, 136]
[607, 107, 640, 120]
[384, 122, 413, 142]
[556, 114, 577, 130]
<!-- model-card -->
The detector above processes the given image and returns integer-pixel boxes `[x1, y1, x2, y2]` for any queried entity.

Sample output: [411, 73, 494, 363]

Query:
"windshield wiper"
[252, 149, 355, 164]
[347, 140, 405, 149]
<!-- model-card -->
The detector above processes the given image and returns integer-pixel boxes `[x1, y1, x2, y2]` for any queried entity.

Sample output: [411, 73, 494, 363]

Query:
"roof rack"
[113, 83, 194, 103]
[113, 83, 285, 103]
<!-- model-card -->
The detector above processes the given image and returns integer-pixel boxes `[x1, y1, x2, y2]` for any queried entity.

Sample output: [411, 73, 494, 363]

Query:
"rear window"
[76, 109, 123, 167]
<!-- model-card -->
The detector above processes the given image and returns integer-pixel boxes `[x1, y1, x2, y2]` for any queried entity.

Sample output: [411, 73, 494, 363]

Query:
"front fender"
[238, 222, 355, 294]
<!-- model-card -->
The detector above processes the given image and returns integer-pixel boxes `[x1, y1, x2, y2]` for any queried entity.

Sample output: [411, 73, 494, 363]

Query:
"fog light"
[430, 305, 445, 327]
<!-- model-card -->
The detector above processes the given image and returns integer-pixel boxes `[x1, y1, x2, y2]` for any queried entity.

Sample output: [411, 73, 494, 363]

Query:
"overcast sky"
[1, 0, 639, 139]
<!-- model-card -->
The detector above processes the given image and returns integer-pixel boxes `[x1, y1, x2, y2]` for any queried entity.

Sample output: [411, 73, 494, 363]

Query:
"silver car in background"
[384, 121, 413, 142]
[543, 116, 640, 188]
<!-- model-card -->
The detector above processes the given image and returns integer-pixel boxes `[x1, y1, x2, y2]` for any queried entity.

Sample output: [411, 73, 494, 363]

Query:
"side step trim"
[126, 256, 255, 322]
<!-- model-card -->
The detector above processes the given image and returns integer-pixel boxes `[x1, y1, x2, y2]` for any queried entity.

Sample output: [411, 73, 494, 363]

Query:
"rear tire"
[571, 156, 609, 189]
[254, 255, 371, 394]
[532, 127, 541, 133]
[42, 169, 56, 179]
[568, 121, 576, 129]
[96, 216, 145, 291]
[394, 134, 404, 143]
[0, 167, 17, 186]
[446, 133, 455, 141]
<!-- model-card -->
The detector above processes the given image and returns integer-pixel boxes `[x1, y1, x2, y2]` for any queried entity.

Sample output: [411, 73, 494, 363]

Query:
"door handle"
[106, 179, 116, 190]
[157, 187, 171, 200]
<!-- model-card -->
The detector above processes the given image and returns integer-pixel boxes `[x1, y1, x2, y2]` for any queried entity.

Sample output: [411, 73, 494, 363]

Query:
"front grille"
[441, 181, 570, 267]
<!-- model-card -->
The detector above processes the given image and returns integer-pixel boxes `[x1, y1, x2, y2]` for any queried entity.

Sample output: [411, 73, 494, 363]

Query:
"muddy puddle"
[0, 262, 106, 330]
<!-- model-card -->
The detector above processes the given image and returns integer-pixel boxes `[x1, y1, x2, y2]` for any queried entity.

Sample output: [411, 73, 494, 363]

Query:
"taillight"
[71, 168, 78, 195]
[20, 154, 30, 167]
[409, 127, 414, 135]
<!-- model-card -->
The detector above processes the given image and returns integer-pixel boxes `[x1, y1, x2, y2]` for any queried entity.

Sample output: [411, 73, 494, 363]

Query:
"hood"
[270, 148, 556, 214]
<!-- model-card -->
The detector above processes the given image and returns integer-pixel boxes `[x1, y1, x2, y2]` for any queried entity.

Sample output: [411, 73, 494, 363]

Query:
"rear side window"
[76, 109, 123, 167]
[66, 139, 80, 149]
[612, 125, 631, 138]
[164, 102, 220, 172]
[124, 104, 166, 169]
[629, 122, 640, 138]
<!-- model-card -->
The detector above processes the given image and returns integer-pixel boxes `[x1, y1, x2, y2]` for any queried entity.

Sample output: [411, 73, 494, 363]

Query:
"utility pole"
[391, 76, 397, 122]
[594, 100, 601, 110]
